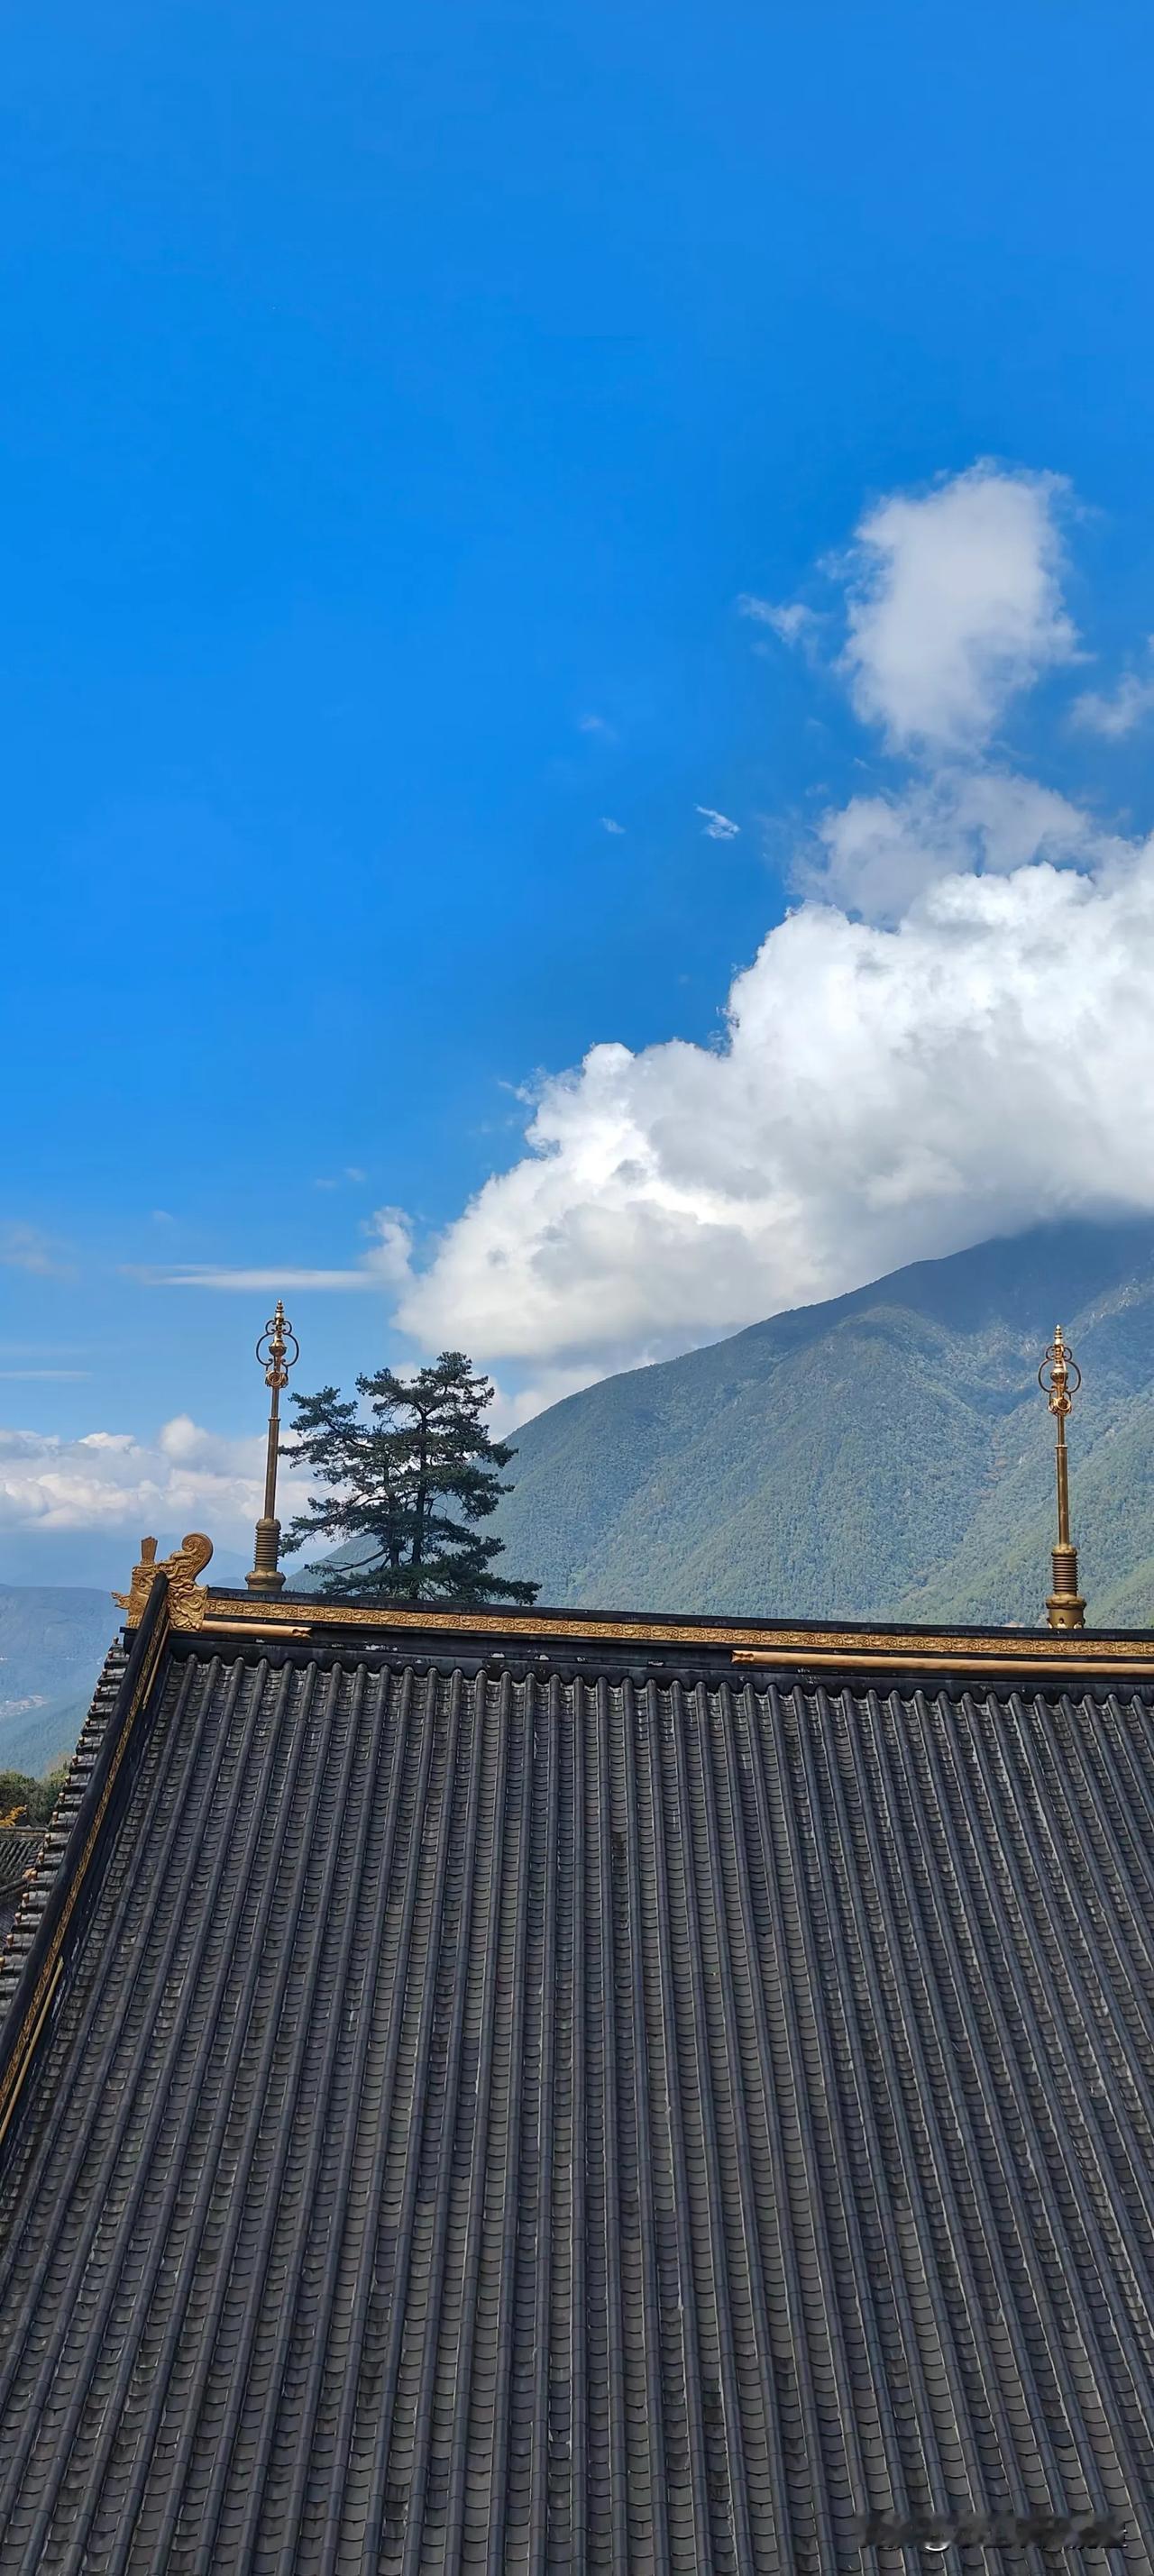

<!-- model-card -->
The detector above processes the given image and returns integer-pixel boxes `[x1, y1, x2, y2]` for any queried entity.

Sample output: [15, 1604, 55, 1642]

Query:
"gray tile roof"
[0, 1636, 129, 2016]
[0, 1630, 1151, 2569]
[0, 1832, 44, 1901]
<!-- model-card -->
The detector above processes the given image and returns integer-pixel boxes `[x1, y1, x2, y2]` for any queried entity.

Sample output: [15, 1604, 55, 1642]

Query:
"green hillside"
[492, 1218, 1154, 1626]
[0, 1585, 113, 1777]
[14, 1220, 1154, 1703]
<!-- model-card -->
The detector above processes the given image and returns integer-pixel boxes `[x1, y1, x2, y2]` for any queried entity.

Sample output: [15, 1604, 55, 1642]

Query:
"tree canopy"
[281, 1349, 539, 1605]
[0, 1771, 61, 1827]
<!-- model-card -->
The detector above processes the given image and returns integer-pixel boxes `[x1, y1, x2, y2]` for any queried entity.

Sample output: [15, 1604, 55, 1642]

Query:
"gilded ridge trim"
[731, 1649, 1154, 1678]
[0, 1960, 60, 2152]
[195, 1589, 1154, 1667]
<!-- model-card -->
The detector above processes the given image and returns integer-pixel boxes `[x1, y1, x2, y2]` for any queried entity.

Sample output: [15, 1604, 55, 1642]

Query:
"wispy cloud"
[141, 1267, 383, 1291]
[578, 712, 616, 739]
[0, 1224, 73, 1279]
[600, 816, 626, 836]
[0, 1369, 90, 1382]
[138, 1208, 414, 1296]
[737, 594, 818, 645]
[1072, 653, 1154, 738]
[696, 806, 740, 841]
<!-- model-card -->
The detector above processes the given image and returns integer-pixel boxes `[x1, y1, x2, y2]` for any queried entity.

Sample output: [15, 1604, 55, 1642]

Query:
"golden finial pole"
[246, 1300, 299, 1594]
[1040, 1325, 1085, 1630]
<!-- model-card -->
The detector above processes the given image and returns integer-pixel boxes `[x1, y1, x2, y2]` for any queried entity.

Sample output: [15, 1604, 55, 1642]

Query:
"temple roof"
[0, 1576, 1151, 2569]
[0, 1833, 44, 1943]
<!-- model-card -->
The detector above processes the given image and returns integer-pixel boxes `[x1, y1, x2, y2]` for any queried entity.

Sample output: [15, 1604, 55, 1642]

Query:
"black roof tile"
[0, 1628, 1150, 2568]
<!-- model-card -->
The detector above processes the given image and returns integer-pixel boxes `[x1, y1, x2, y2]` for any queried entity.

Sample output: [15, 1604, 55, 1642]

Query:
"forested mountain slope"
[492, 1219, 1154, 1626]
[0, 1585, 114, 1776]
[26, 1219, 1154, 1706]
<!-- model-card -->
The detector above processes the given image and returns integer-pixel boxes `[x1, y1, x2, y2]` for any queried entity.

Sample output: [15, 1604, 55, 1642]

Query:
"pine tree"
[280, 1349, 539, 1605]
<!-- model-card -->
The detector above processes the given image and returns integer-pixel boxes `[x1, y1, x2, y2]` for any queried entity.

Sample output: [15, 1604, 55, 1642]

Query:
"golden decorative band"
[191, 1589, 1154, 1667]
[730, 1649, 1153, 1678]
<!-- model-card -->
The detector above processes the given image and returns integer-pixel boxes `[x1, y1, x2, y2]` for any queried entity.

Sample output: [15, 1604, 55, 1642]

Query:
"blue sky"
[5, 1, 1154, 1581]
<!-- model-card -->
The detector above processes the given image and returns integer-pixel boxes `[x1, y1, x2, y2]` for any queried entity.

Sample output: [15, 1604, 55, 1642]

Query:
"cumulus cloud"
[487, 1362, 609, 1439]
[382, 453, 1154, 1385]
[394, 844, 1154, 1374]
[600, 816, 626, 835]
[1072, 653, 1154, 738]
[130, 461, 1154, 1420]
[696, 806, 740, 839]
[805, 768, 1104, 920]
[389, 461, 1142, 1393]
[840, 463, 1077, 751]
[0, 1414, 311, 1540]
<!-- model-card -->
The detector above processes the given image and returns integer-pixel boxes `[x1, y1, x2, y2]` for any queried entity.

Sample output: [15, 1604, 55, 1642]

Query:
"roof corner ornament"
[113, 1536, 159, 1624]
[1040, 1326, 1085, 1631]
[114, 1532, 214, 1630]
[246, 1301, 298, 1595]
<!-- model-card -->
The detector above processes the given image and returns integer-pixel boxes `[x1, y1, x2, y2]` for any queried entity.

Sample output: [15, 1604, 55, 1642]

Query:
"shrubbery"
[0, 1771, 61, 1828]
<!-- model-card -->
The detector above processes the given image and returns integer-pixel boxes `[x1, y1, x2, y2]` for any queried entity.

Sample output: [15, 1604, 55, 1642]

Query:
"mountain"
[0, 1539, 256, 1779]
[491, 1218, 1154, 1626]
[0, 1585, 114, 1777]
[18, 1220, 1154, 1698]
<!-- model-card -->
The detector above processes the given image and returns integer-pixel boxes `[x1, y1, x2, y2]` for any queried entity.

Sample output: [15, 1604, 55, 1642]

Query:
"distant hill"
[491, 1218, 1154, 1626]
[0, 1585, 113, 1777]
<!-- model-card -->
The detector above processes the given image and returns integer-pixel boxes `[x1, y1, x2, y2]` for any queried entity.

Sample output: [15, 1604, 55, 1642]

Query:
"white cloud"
[124, 462, 1154, 1419]
[805, 768, 1104, 920]
[737, 595, 818, 645]
[600, 816, 626, 835]
[579, 712, 616, 738]
[488, 1363, 609, 1438]
[696, 806, 740, 840]
[841, 463, 1077, 751]
[394, 840, 1154, 1375]
[144, 1206, 414, 1295]
[1073, 653, 1154, 738]
[0, 1224, 72, 1279]
[151, 1267, 379, 1291]
[0, 1371, 89, 1383]
[0, 1415, 312, 1540]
